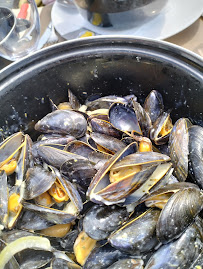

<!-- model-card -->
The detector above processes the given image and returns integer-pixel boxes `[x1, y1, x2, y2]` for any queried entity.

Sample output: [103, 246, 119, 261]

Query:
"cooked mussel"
[145, 218, 203, 269]
[109, 208, 160, 255]
[35, 110, 87, 138]
[169, 118, 192, 181]
[83, 204, 128, 240]
[188, 125, 203, 189]
[156, 187, 203, 244]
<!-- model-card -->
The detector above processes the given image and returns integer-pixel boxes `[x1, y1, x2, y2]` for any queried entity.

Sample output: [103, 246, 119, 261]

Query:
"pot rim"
[0, 35, 202, 80]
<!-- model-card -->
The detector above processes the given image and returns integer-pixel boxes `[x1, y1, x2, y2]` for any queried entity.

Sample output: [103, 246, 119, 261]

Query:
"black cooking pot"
[0, 36, 202, 139]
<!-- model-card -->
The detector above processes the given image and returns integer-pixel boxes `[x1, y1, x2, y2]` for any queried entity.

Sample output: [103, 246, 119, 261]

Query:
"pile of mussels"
[0, 90, 202, 269]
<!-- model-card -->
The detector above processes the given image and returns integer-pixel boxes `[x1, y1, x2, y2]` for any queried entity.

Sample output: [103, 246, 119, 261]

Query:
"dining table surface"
[0, 4, 202, 71]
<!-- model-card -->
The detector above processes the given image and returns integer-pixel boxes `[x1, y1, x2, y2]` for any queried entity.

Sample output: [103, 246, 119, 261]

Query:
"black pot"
[0, 36, 202, 139]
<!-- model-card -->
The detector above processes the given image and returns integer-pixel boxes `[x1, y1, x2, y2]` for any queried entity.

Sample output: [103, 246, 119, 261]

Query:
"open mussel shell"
[143, 90, 164, 124]
[145, 218, 203, 269]
[0, 132, 24, 167]
[109, 208, 160, 255]
[22, 202, 77, 225]
[169, 118, 192, 182]
[188, 125, 203, 189]
[23, 165, 56, 200]
[107, 258, 144, 269]
[123, 162, 173, 206]
[150, 111, 173, 145]
[83, 243, 128, 269]
[156, 187, 203, 244]
[140, 182, 199, 209]
[87, 142, 138, 204]
[90, 132, 126, 154]
[35, 110, 87, 138]
[83, 204, 128, 240]
[109, 103, 142, 135]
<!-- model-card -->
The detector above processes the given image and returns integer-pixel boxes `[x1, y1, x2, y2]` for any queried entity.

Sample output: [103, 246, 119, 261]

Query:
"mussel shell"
[141, 182, 199, 208]
[145, 219, 203, 269]
[107, 258, 144, 269]
[169, 118, 192, 181]
[156, 187, 203, 244]
[150, 111, 172, 145]
[22, 202, 77, 224]
[51, 258, 81, 269]
[0, 171, 8, 228]
[83, 205, 128, 240]
[15, 248, 53, 269]
[35, 110, 87, 138]
[132, 100, 152, 137]
[23, 165, 56, 200]
[109, 208, 160, 255]
[32, 135, 75, 159]
[37, 145, 87, 169]
[109, 103, 142, 135]
[85, 95, 128, 111]
[58, 229, 79, 252]
[111, 152, 170, 170]
[61, 159, 97, 188]
[90, 132, 126, 154]
[0, 132, 23, 165]
[87, 142, 138, 199]
[89, 118, 122, 139]
[68, 89, 81, 110]
[188, 125, 203, 189]
[83, 244, 128, 269]
[17, 210, 53, 231]
[144, 90, 164, 124]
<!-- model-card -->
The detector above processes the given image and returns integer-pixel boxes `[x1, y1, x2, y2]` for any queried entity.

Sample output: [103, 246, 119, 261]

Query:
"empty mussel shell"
[156, 187, 203, 244]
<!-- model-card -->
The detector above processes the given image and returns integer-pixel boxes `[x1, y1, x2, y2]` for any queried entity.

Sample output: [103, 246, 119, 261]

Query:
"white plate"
[52, 0, 203, 40]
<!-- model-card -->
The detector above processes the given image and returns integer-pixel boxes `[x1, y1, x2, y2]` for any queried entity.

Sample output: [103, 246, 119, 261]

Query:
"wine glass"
[0, 0, 40, 61]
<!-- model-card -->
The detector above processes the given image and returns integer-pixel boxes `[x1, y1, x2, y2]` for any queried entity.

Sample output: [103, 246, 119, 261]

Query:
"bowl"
[0, 36, 202, 139]
[72, 0, 168, 27]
